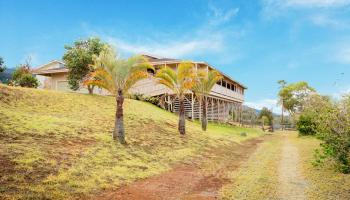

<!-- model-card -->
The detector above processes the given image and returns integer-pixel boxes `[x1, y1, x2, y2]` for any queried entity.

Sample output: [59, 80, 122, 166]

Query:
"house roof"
[34, 60, 65, 70]
[32, 67, 68, 75]
[32, 60, 68, 75]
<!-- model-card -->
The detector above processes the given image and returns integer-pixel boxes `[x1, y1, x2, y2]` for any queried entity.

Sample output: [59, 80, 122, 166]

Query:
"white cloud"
[334, 46, 350, 64]
[309, 14, 347, 28]
[285, 0, 350, 8]
[261, 0, 350, 19]
[83, 3, 244, 62]
[208, 3, 239, 25]
[104, 4, 241, 59]
[263, 0, 350, 9]
[106, 34, 223, 58]
[244, 98, 282, 114]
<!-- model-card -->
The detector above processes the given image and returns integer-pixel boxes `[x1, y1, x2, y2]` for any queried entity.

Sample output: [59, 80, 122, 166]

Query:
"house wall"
[36, 62, 64, 89]
[129, 63, 245, 102]
[42, 72, 109, 95]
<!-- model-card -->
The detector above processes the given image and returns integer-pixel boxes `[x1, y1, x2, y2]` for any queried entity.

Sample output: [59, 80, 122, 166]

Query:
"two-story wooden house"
[33, 54, 246, 122]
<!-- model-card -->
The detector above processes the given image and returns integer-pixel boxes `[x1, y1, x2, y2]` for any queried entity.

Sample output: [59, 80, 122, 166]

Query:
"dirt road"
[94, 137, 265, 200]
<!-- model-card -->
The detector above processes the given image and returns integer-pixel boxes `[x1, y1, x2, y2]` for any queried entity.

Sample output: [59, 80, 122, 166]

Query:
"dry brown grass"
[0, 85, 264, 199]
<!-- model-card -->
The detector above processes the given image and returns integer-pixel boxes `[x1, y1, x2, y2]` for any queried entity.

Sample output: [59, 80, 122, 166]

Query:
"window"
[222, 80, 226, 87]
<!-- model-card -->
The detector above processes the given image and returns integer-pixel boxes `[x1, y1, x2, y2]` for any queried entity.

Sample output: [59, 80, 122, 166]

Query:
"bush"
[11, 63, 39, 88]
[18, 74, 39, 88]
[129, 93, 160, 106]
[296, 114, 317, 135]
[302, 94, 350, 173]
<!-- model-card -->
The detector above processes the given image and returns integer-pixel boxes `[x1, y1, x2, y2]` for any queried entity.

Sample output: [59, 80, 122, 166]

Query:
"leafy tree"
[278, 81, 315, 116]
[0, 57, 6, 73]
[85, 46, 152, 144]
[63, 37, 106, 94]
[192, 69, 222, 131]
[156, 62, 196, 135]
[258, 107, 274, 131]
[296, 114, 317, 135]
[11, 61, 39, 88]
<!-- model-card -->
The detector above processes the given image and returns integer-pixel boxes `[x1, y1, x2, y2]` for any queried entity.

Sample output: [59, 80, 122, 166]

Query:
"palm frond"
[155, 67, 178, 92]
[124, 71, 149, 92]
[193, 69, 222, 97]
[85, 47, 151, 95]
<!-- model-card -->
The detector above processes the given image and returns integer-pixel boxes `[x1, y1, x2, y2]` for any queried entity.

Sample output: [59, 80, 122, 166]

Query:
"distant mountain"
[243, 105, 281, 118]
[0, 68, 15, 83]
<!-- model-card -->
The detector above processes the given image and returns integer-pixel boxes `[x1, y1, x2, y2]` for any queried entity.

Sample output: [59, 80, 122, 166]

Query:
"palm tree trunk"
[178, 96, 186, 135]
[114, 89, 126, 144]
[201, 96, 207, 131]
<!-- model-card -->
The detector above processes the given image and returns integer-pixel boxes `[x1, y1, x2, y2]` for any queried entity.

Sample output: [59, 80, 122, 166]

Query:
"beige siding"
[45, 73, 109, 95]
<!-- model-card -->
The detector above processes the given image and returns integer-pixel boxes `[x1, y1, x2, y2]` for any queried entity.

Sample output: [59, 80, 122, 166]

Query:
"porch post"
[211, 98, 214, 121]
[217, 99, 220, 122]
[231, 103, 234, 121]
[191, 93, 194, 120]
[199, 97, 202, 121]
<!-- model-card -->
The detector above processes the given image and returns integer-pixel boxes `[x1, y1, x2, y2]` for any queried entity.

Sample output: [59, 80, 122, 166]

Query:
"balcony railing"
[129, 78, 244, 102]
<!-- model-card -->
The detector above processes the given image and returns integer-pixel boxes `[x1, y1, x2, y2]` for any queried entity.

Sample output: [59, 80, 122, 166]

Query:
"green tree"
[278, 81, 315, 116]
[193, 69, 222, 131]
[63, 37, 106, 94]
[296, 114, 317, 135]
[0, 57, 6, 73]
[155, 62, 196, 135]
[85, 46, 152, 144]
[11, 62, 39, 88]
[258, 107, 274, 131]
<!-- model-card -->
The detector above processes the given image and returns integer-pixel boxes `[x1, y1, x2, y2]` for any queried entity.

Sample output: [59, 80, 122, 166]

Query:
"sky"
[1, 0, 350, 112]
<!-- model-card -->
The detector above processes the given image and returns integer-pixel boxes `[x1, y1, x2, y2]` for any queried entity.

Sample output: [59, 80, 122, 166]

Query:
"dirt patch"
[94, 136, 266, 200]
[278, 134, 308, 200]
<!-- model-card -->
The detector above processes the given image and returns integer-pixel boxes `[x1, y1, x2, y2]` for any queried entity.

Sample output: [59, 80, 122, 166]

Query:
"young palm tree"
[85, 46, 153, 144]
[155, 62, 195, 135]
[193, 69, 222, 131]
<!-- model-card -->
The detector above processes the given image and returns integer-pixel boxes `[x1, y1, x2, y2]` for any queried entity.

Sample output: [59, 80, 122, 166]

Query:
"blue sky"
[1, 0, 350, 112]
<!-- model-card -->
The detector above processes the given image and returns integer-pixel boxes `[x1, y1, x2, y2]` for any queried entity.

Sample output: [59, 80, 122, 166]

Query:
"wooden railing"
[129, 78, 244, 102]
[210, 84, 244, 102]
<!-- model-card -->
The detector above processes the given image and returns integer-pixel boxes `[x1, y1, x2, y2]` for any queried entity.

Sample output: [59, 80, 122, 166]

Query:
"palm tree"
[193, 69, 222, 131]
[85, 46, 153, 144]
[155, 62, 195, 135]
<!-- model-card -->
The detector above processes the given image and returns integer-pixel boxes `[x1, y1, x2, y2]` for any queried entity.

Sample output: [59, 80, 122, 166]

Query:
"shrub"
[129, 93, 160, 106]
[296, 114, 317, 135]
[302, 94, 350, 173]
[18, 74, 39, 88]
[11, 62, 39, 88]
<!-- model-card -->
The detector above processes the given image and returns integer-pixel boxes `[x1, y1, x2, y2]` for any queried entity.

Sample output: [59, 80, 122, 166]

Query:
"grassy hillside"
[0, 84, 264, 199]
